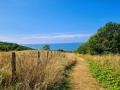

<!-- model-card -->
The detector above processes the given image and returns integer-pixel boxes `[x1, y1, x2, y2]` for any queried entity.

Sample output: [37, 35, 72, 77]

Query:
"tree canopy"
[77, 22, 120, 54]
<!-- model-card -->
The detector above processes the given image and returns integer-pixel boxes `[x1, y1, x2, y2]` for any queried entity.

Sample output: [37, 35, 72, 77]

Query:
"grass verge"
[82, 55, 120, 90]
[52, 60, 77, 90]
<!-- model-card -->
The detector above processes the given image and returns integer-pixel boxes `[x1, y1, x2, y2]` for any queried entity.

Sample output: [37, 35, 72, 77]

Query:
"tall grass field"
[0, 50, 75, 90]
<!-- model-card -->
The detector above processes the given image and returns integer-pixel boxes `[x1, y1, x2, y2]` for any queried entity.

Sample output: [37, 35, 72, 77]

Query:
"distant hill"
[0, 42, 33, 51]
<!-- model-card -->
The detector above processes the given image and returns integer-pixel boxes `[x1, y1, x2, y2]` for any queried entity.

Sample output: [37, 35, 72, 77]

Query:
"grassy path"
[65, 53, 104, 90]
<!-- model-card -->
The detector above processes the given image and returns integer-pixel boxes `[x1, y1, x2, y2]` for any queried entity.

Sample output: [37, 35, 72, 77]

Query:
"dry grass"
[0, 50, 75, 90]
[81, 54, 120, 89]
[81, 54, 120, 70]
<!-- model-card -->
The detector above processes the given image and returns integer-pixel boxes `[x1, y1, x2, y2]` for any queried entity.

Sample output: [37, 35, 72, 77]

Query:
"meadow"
[81, 54, 120, 90]
[0, 50, 76, 90]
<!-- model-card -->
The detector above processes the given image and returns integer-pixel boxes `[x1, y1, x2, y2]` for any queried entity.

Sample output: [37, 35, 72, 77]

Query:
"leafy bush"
[57, 49, 65, 52]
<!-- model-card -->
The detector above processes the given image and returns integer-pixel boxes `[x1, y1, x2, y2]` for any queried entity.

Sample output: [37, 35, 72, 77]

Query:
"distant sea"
[23, 43, 82, 51]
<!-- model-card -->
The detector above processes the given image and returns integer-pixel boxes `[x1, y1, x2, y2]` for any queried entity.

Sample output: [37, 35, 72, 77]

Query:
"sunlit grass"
[81, 54, 120, 90]
[0, 50, 75, 90]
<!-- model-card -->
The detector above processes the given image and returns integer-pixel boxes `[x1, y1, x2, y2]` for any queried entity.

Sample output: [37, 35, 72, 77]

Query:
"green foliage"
[42, 44, 50, 50]
[57, 49, 65, 52]
[88, 60, 120, 90]
[0, 74, 4, 86]
[0, 42, 32, 51]
[77, 42, 89, 54]
[77, 22, 120, 54]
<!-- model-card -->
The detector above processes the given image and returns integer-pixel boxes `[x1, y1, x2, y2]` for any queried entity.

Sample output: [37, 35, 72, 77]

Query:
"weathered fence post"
[37, 51, 40, 65]
[46, 51, 49, 60]
[44, 51, 49, 64]
[50, 51, 53, 59]
[11, 52, 17, 83]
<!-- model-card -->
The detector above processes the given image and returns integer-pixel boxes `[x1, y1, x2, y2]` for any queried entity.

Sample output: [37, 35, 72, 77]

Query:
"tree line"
[77, 22, 120, 54]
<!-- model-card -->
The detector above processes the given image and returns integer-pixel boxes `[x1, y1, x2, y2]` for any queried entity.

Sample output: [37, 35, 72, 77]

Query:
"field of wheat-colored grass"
[0, 50, 75, 90]
[81, 54, 120, 90]
[82, 54, 120, 70]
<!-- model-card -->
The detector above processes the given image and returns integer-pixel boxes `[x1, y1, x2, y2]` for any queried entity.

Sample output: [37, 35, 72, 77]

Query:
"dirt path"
[65, 53, 104, 90]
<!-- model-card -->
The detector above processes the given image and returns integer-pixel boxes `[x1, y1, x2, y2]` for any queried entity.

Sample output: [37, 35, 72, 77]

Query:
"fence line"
[8, 51, 64, 84]
[11, 52, 17, 83]
[37, 51, 40, 65]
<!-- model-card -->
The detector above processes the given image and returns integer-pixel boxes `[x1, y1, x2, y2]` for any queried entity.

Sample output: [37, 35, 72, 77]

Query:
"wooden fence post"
[46, 51, 49, 60]
[37, 51, 40, 65]
[11, 52, 17, 83]
[44, 51, 49, 64]
[50, 51, 53, 59]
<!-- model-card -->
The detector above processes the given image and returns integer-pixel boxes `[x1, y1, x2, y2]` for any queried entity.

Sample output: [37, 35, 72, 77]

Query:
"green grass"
[81, 54, 120, 90]
[88, 60, 120, 90]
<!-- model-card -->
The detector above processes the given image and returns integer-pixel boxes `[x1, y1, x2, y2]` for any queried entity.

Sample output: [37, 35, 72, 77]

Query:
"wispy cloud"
[0, 33, 92, 44]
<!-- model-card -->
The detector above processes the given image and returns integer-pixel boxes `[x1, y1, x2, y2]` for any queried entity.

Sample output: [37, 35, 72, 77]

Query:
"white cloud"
[0, 33, 92, 44]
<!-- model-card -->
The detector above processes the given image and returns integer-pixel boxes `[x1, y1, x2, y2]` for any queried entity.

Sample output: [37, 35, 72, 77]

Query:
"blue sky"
[0, 0, 120, 44]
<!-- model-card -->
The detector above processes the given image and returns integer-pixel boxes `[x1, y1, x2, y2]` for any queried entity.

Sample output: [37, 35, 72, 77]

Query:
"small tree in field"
[42, 44, 50, 50]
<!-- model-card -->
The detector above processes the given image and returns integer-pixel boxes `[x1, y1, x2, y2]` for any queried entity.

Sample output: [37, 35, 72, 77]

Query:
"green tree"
[77, 42, 89, 54]
[42, 44, 50, 50]
[57, 49, 65, 52]
[77, 22, 120, 54]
